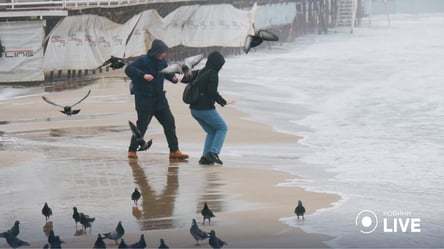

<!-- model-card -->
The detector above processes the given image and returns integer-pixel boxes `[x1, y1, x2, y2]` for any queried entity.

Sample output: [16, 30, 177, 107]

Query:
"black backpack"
[182, 70, 210, 104]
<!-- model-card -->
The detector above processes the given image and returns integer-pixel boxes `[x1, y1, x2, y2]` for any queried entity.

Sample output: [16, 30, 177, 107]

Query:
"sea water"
[222, 14, 444, 248]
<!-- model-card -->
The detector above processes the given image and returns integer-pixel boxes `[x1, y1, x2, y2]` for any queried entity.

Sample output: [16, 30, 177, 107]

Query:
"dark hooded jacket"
[125, 39, 176, 111]
[189, 51, 227, 110]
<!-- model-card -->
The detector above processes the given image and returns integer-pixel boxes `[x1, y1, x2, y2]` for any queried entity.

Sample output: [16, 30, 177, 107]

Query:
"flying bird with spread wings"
[128, 120, 152, 152]
[160, 54, 204, 78]
[42, 89, 91, 116]
[97, 56, 129, 70]
[244, 26, 279, 54]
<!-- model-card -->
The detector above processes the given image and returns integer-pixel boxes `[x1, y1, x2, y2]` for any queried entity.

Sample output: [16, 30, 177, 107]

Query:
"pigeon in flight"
[93, 234, 106, 249]
[72, 207, 81, 227]
[97, 56, 129, 70]
[189, 219, 209, 245]
[0, 220, 20, 238]
[160, 54, 204, 78]
[201, 202, 215, 225]
[158, 238, 169, 249]
[244, 27, 279, 54]
[128, 120, 152, 151]
[131, 188, 141, 206]
[79, 212, 95, 232]
[42, 89, 91, 116]
[102, 221, 125, 245]
[208, 230, 227, 249]
[128, 234, 146, 249]
[42, 202, 53, 222]
[294, 200, 306, 221]
[1, 232, 30, 248]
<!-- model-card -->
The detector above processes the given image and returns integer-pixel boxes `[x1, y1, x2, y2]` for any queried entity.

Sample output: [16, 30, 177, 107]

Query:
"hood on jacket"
[205, 51, 225, 72]
[147, 39, 169, 59]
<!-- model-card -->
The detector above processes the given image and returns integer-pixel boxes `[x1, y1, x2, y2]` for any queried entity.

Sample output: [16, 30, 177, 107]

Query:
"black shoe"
[199, 156, 214, 165]
[206, 153, 223, 165]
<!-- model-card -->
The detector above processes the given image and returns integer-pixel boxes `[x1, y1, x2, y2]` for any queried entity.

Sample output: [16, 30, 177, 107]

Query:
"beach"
[0, 70, 340, 248]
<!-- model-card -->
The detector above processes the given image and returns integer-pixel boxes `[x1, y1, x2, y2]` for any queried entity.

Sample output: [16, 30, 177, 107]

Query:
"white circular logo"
[356, 209, 378, 234]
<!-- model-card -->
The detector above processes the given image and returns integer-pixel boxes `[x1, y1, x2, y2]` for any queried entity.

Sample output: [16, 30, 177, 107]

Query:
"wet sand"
[0, 71, 340, 248]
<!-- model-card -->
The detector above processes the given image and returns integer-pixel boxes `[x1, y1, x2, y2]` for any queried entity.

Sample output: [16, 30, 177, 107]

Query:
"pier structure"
[0, 0, 365, 84]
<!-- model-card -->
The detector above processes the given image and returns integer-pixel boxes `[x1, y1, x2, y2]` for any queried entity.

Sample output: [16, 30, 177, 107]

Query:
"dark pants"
[129, 107, 179, 152]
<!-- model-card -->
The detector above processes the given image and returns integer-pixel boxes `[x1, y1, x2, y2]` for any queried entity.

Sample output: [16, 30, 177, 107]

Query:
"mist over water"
[223, 14, 444, 248]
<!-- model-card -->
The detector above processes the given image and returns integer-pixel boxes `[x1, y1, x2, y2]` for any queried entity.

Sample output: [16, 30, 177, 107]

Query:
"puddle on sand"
[0, 127, 238, 244]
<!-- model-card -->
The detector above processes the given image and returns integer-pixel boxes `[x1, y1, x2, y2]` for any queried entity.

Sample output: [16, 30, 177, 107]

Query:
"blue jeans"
[191, 108, 227, 157]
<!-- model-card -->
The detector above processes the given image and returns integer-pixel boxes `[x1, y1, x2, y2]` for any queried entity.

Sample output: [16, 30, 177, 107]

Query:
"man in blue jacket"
[125, 39, 188, 160]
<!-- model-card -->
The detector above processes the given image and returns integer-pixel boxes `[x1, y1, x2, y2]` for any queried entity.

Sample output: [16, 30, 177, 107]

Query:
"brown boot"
[169, 150, 189, 159]
[128, 151, 138, 159]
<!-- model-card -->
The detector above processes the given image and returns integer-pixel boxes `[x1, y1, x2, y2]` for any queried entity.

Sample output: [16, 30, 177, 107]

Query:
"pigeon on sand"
[201, 202, 215, 225]
[102, 221, 125, 245]
[42, 202, 52, 222]
[208, 230, 227, 249]
[118, 239, 128, 249]
[72, 207, 81, 227]
[48, 230, 64, 249]
[131, 188, 141, 205]
[158, 238, 169, 249]
[294, 200, 306, 221]
[189, 218, 209, 245]
[0, 220, 20, 238]
[128, 234, 146, 249]
[79, 212, 95, 232]
[93, 234, 106, 249]
[1, 232, 30, 248]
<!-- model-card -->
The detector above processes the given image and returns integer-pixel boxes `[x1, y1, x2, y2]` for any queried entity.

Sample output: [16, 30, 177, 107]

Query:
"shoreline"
[0, 74, 341, 248]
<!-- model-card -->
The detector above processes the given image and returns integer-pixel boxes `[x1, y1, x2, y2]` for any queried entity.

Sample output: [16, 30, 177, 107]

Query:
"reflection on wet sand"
[128, 159, 179, 230]
[197, 171, 225, 224]
[42, 221, 53, 237]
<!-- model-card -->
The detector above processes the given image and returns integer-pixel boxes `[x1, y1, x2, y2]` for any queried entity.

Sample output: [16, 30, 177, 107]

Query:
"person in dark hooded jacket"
[125, 39, 189, 160]
[189, 51, 235, 165]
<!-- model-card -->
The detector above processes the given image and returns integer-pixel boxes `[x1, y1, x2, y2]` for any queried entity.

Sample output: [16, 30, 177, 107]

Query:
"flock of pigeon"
[1, 197, 305, 249]
[0, 196, 238, 249]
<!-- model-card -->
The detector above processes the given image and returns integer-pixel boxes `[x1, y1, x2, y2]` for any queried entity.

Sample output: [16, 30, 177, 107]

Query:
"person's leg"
[205, 109, 227, 155]
[155, 108, 188, 159]
[191, 109, 215, 156]
[155, 107, 178, 152]
[129, 110, 152, 152]
[191, 109, 227, 164]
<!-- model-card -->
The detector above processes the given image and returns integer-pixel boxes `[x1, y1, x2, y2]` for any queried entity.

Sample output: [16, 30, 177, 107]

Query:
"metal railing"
[0, 0, 200, 10]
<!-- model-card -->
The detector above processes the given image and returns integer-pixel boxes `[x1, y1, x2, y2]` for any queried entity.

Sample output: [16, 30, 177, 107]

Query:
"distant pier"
[0, 0, 365, 84]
